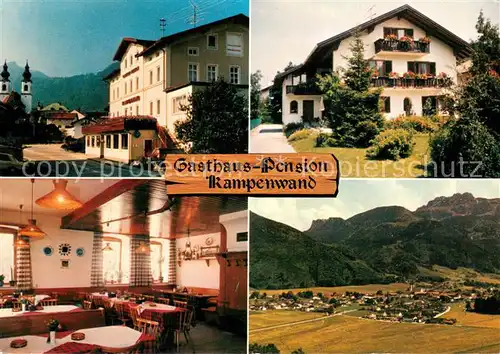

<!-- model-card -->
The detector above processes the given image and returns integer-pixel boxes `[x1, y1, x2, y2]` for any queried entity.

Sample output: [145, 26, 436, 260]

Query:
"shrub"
[283, 122, 304, 137]
[429, 118, 500, 177]
[367, 128, 415, 160]
[385, 115, 438, 133]
[355, 120, 381, 147]
[288, 129, 314, 142]
[315, 133, 337, 147]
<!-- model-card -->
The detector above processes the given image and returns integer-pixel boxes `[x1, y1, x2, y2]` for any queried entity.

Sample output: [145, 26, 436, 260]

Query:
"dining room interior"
[0, 178, 248, 353]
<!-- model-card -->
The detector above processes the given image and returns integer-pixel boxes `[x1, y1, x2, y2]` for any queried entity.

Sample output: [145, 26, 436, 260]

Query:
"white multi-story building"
[84, 14, 249, 162]
[278, 5, 471, 125]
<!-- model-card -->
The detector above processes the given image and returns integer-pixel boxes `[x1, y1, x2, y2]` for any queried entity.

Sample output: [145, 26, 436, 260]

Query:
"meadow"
[260, 283, 409, 296]
[443, 303, 500, 329]
[250, 311, 500, 353]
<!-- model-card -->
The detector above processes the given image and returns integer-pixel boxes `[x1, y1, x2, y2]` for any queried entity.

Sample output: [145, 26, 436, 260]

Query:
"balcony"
[374, 38, 430, 55]
[285, 80, 322, 95]
[370, 76, 452, 89]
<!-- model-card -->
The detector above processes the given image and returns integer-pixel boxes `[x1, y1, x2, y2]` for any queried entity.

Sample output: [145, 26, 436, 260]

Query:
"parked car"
[0, 153, 33, 175]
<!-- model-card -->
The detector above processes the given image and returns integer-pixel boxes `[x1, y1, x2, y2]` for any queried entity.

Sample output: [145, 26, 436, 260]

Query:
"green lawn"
[290, 133, 432, 178]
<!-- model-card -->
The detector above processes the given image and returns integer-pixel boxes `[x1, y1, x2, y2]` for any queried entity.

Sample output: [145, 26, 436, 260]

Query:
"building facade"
[86, 14, 248, 162]
[278, 5, 471, 125]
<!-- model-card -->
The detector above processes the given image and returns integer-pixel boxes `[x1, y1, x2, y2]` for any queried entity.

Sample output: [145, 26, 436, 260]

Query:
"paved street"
[250, 124, 296, 153]
[15, 144, 161, 177]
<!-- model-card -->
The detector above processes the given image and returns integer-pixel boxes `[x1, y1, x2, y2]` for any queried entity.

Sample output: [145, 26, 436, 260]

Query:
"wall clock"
[58, 243, 72, 256]
[205, 237, 214, 246]
[133, 130, 141, 138]
[43, 246, 53, 256]
[76, 248, 85, 257]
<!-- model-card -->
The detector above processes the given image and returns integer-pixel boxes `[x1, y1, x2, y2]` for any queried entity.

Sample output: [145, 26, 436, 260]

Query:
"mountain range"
[250, 193, 500, 289]
[5, 61, 119, 111]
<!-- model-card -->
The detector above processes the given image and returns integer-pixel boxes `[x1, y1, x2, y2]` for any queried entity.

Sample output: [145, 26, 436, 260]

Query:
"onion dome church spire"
[1, 61, 10, 82]
[22, 60, 32, 82]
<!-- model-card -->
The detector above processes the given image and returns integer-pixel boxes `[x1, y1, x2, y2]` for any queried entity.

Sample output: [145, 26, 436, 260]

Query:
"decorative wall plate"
[76, 248, 85, 257]
[58, 243, 72, 256]
[205, 237, 214, 246]
[43, 246, 53, 256]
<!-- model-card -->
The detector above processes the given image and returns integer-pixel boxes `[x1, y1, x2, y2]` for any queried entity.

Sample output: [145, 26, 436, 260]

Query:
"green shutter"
[384, 61, 393, 75]
[407, 62, 415, 73]
[405, 29, 414, 38]
[430, 62, 436, 75]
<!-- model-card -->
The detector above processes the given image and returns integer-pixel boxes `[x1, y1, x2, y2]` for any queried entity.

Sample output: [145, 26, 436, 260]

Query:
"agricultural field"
[250, 310, 325, 331]
[419, 265, 500, 284]
[443, 303, 500, 329]
[250, 311, 500, 353]
[261, 283, 409, 296]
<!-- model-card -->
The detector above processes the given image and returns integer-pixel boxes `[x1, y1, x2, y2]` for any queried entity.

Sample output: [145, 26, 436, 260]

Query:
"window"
[96, 136, 101, 147]
[150, 240, 168, 283]
[130, 55, 133, 65]
[91, 136, 95, 147]
[136, 105, 139, 115]
[113, 135, 119, 149]
[149, 70, 153, 85]
[384, 27, 414, 38]
[381, 97, 391, 113]
[129, 80, 132, 93]
[121, 134, 128, 149]
[156, 51, 160, 57]
[1, 84, 6, 91]
[124, 58, 127, 69]
[368, 60, 392, 76]
[229, 65, 240, 84]
[408, 61, 436, 75]
[290, 100, 298, 114]
[136, 77, 139, 90]
[157, 67, 161, 82]
[0, 233, 14, 283]
[106, 135, 111, 148]
[24, 85, 28, 92]
[207, 34, 218, 50]
[422, 96, 437, 116]
[188, 47, 199, 56]
[404, 97, 412, 116]
[226, 32, 243, 56]
[124, 107, 128, 116]
[117, 87, 119, 98]
[207, 64, 218, 81]
[86, 136, 91, 147]
[150, 101, 153, 115]
[103, 235, 130, 284]
[237, 232, 248, 242]
[124, 82, 127, 95]
[157, 100, 161, 115]
[173, 95, 187, 114]
[188, 63, 199, 82]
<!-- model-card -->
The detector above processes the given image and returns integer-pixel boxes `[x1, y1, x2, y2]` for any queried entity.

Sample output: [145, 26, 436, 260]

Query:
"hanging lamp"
[15, 205, 29, 248]
[18, 179, 46, 238]
[35, 180, 83, 210]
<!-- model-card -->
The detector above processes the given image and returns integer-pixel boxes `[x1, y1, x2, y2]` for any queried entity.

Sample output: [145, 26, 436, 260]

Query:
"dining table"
[0, 305, 81, 319]
[0, 325, 155, 353]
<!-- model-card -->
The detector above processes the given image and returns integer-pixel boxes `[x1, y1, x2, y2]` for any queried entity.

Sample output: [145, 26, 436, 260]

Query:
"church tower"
[0, 61, 10, 102]
[21, 61, 33, 113]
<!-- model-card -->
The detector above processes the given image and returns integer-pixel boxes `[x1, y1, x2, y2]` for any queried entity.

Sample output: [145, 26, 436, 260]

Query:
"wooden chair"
[174, 300, 188, 309]
[137, 317, 161, 353]
[103, 298, 118, 325]
[115, 302, 131, 326]
[157, 297, 170, 305]
[11, 300, 21, 310]
[93, 296, 104, 309]
[174, 307, 195, 353]
[40, 299, 57, 306]
[129, 305, 141, 331]
[83, 300, 92, 310]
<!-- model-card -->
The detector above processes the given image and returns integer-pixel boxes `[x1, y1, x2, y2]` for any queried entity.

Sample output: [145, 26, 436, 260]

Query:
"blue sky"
[250, 179, 500, 231]
[0, 0, 248, 77]
[252, 0, 500, 86]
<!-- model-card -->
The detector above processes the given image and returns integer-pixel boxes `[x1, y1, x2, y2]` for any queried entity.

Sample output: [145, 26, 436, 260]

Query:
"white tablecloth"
[0, 305, 79, 318]
[34, 295, 50, 305]
[0, 326, 142, 353]
[138, 302, 176, 313]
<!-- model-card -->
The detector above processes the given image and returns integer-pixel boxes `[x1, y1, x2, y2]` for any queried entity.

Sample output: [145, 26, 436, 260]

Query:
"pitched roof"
[281, 4, 472, 78]
[40, 102, 69, 112]
[82, 115, 158, 135]
[112, 38, 155, 61]
[138, 13, 249, 57]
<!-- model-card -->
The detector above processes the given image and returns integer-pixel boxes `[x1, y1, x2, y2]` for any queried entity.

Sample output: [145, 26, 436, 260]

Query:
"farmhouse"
[276, 4, 472, 123]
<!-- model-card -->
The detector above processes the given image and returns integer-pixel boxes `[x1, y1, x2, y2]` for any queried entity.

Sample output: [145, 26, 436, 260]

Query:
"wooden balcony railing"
[374, 38, 430, 54]
[285, 80, 322, 95]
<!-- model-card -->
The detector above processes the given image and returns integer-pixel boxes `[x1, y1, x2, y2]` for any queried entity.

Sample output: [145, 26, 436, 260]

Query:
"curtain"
[168, 239, 176, 286]
[130, 235, 152, 287]
[90, 232, 104, 287]
[16, 236, 32, 290]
